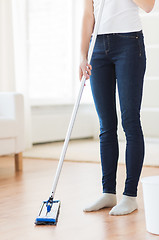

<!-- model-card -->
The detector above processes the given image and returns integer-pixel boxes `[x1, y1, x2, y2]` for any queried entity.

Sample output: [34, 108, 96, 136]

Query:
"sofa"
[0, 92, 25, 171]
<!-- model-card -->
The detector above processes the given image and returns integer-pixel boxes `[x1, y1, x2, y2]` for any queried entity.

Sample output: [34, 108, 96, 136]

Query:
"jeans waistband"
[96, 30, 143, 37]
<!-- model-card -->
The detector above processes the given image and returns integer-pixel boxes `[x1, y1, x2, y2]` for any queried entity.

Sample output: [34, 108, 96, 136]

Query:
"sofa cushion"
[0, 117, 17, 139]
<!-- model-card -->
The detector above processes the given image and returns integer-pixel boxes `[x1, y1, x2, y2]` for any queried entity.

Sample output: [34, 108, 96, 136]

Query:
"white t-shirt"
[93, 0, 142, 34]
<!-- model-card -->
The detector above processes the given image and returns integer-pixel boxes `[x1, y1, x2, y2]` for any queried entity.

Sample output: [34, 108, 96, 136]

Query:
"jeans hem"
[103, 190, 116, 194]
[123, 192, 137, 197]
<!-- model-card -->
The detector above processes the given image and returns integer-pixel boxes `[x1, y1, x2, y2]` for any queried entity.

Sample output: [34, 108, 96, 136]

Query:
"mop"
[35, 0, 105, 225]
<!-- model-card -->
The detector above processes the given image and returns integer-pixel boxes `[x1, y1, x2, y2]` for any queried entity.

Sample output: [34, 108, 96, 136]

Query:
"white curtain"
[0, 0, 15, 91]
[0, 0, 32, 149]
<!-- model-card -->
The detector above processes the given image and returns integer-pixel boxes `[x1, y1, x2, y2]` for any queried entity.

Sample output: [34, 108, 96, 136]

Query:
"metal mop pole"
[50, 0, 105, 200]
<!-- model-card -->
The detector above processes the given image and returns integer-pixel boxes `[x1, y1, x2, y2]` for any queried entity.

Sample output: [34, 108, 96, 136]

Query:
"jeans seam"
[116, 34, 137, 39]
[107, 35, 110, 53]
[137, 37, 142, 57]
[103, 35, 110, 55]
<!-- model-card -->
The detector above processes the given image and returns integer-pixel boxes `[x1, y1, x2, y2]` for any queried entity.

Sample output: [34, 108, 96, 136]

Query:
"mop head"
[35, 199, 61, 225]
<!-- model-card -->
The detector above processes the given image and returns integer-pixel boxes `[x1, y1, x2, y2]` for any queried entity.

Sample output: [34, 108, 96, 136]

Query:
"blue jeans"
[89, 30, 146, 197]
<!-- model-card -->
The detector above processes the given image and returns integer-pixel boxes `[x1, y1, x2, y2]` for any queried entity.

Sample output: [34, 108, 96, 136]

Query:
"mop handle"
[50, 0, 105, 199]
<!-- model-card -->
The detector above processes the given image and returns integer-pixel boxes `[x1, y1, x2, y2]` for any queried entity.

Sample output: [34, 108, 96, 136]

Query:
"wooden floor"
[0, 156, 159, 240]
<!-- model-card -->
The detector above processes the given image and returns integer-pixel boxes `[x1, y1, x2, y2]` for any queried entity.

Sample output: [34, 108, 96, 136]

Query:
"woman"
[79, 0, 155, 216]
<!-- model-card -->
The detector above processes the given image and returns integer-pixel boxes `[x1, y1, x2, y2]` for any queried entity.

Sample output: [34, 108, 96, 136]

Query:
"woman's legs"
[115, 32, 146, 198]
[83, 36, 118, 211]
[89, 32, 146, 198]
[83, 31, 146, 215]
[90, 56, 119, 195]
[109, 31, 146, 215]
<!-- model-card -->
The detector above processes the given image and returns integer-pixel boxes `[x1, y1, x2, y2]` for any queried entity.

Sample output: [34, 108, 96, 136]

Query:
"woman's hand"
[79, 58, 92, 86]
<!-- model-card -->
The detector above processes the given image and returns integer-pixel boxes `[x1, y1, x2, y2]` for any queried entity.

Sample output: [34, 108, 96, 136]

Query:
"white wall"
[31, 104, 97, 143]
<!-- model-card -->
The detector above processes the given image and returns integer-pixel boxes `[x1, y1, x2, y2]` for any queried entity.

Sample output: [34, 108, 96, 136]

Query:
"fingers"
[79, 62, 92, 86]
[85, 65, 92, 76]
[87, 63, 92, 70]
[84, 64, 92, 79]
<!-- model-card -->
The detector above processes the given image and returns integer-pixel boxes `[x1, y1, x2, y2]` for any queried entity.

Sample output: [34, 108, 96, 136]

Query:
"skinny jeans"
[89, 30, 146, 197]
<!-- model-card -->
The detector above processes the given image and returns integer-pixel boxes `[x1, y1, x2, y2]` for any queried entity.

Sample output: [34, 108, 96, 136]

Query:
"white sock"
[83, 193, 117, 212]
[109, 195, 138, 216]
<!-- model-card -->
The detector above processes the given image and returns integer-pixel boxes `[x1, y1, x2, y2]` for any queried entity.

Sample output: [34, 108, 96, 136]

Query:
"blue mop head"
[35, 199, 61, 225]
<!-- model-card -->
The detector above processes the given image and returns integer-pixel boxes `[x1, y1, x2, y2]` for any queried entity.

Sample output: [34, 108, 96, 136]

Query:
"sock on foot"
[83, 193, 117, 212]
[109, 195, 138, 216]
